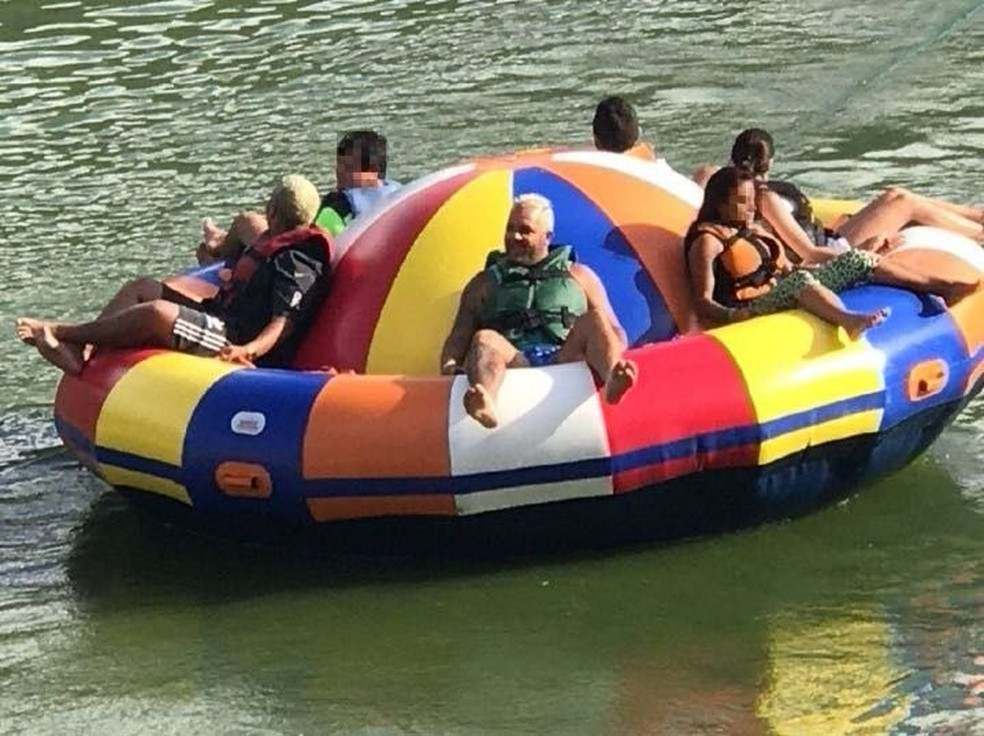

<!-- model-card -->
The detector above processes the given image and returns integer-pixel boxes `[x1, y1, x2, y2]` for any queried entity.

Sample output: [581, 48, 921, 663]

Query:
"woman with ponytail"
[730, 128, 984, 264]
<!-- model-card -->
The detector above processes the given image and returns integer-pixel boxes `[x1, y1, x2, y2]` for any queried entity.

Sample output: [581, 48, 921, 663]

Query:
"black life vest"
[765, 180, 829, 246]
[216, 225, 333, 310]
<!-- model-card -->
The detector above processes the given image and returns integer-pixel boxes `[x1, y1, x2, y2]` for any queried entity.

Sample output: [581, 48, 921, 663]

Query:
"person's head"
[504, 194, 554, 266]
[730, 128, 774, 179]
[696, 166, 756, 227]
[592, 95, 641, 153]
[336, 130, 388, 189]
[266, 174, 321, 234]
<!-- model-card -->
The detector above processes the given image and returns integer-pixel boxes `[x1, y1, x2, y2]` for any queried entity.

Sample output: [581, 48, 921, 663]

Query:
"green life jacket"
[480, 245, 588, 349]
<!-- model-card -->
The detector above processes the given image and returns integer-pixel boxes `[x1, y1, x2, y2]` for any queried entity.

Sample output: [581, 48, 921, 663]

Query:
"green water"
[2, 1, 984, 733]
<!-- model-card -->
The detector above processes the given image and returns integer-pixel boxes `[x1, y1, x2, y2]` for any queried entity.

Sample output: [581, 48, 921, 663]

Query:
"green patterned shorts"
[747, 249, 880, 316]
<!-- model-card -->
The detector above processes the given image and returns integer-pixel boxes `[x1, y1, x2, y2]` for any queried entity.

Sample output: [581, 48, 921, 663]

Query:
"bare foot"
[34, 324, 84, 375]
[196, 218, 229, 265]
[201, 217, 226, 249]
[842, 309, 888, 340]
[463, 384, 498, 428]
[15, 317, 43, 346]
[604, 359, 638, 404]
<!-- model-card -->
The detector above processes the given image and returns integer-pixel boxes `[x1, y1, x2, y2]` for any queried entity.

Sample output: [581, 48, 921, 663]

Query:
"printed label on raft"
[231, 411, 266, 436]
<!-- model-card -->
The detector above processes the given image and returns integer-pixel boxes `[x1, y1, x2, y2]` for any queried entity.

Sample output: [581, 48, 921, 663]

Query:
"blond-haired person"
[16, 174, 332, 373]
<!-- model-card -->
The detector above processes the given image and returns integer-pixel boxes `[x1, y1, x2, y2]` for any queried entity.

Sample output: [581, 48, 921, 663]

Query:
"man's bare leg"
[16, 318, 84, 374]
[462, 329, 525, 428]
[16, 300, 181, 375]
[98, 276, 168, 319]
[557, 309, 638, 404]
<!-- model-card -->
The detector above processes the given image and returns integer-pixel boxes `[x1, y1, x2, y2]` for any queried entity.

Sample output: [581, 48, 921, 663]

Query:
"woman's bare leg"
[839, 187, 984, 244]
[795, 284, 887, 339]
[869, 259, 980, 306]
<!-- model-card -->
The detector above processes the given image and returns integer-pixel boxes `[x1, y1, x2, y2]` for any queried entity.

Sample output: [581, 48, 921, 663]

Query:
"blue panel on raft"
[183, 262, 223, 286]
[512, 168, 676, 345]
[181, 368, 329, 522]
[840, 285, 967, 429]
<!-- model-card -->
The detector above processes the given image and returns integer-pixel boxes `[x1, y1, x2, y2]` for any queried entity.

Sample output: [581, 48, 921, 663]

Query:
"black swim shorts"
[171, 305, 229, 356]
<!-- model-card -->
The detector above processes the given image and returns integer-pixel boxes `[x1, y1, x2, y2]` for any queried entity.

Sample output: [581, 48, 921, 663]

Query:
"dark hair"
[685, 166, 755, 246]
[337, 130, 388, 177]
[730, 128, 774, 177]
[592, 96, 640, 153]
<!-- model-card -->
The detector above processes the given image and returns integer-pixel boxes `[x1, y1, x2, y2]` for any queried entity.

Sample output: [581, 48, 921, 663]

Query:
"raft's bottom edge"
[103, 394, 972, 557]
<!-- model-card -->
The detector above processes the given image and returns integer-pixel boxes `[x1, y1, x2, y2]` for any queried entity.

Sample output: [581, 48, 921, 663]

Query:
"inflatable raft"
[53, 150, 984, 551]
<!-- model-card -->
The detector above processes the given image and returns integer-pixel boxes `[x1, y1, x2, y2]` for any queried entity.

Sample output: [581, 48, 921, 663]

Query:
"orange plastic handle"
[906, 359, 948, 401]
[214, 462, 273, 498]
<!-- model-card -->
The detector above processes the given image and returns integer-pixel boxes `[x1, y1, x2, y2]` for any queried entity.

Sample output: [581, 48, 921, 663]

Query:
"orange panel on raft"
[541, 159, 698, 333]
[884, 248, 984, 356]
[302, 374, 452, 479]
[306, 494, 457, 521]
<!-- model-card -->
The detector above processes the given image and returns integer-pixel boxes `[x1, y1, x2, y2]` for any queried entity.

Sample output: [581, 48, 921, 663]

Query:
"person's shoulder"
[466, 268, 494, 291]
[568, 262, 605, 291]
[272, 237, 328, 268]
[623, 142, 658, 161]
[320, 188, 352, 213]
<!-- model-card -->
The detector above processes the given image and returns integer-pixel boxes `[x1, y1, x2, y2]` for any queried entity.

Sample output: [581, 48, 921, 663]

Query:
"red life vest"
[217, 225, 333, 309]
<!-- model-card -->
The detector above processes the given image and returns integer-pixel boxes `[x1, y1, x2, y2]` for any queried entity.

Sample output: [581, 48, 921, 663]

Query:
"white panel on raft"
[448, 362, 613, 515]
[551, 150, 704, 208]
[895, 226, 984, 272]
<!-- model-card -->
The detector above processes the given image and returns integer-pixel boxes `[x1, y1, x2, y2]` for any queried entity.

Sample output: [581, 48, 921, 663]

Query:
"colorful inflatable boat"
[53, 150, 984, 550]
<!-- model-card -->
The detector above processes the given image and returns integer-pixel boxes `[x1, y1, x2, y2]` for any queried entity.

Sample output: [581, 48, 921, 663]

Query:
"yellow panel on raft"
[711, 310, 885, 465]
[812, 198, 862, 230]
[101, 467, 192, 506]
[365, 170, 513, 375]
[96, 352, 240, 500]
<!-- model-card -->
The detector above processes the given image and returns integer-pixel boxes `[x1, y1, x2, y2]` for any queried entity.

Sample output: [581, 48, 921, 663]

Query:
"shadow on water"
[51, 451, 984, 734]
[63, 443, 984, 611]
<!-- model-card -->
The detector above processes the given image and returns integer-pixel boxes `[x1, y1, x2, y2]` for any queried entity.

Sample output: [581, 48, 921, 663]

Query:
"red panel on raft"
[600, 335, 758, 493]
[54, 348, 160, 460]
[292, 169, 479, 372]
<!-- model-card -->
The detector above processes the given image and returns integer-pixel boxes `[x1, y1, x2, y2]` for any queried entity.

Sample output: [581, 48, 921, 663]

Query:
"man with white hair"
[16, 174, 332, 372]
[439, 193, 638, 428]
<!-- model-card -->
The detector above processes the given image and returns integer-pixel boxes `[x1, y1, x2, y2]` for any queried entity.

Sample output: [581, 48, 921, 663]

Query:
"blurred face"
[504, 203, 551, 265]
[336, 147, 381, 189]
[335, 152, 356, 189]
[721, 179, 756, 226]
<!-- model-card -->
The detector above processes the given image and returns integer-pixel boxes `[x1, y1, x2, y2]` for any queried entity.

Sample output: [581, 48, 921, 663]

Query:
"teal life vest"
[480, 245, 588, 349]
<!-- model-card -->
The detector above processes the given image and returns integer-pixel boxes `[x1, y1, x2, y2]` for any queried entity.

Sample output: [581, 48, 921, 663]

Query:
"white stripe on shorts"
[173, 317, 227, 351]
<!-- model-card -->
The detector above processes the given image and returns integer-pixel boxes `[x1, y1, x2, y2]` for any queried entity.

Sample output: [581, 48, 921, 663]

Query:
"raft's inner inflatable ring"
[293, 149, 705, 376]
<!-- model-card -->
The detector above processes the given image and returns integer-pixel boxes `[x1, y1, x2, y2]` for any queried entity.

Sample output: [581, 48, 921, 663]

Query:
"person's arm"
[221, 317, 291, 365]
[220, 247, 326, 365]
[757, 188, 837, 264]
[439, 273, 488, 374]
[570, 263, 628, 347]
[686, 234, 751, 327]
